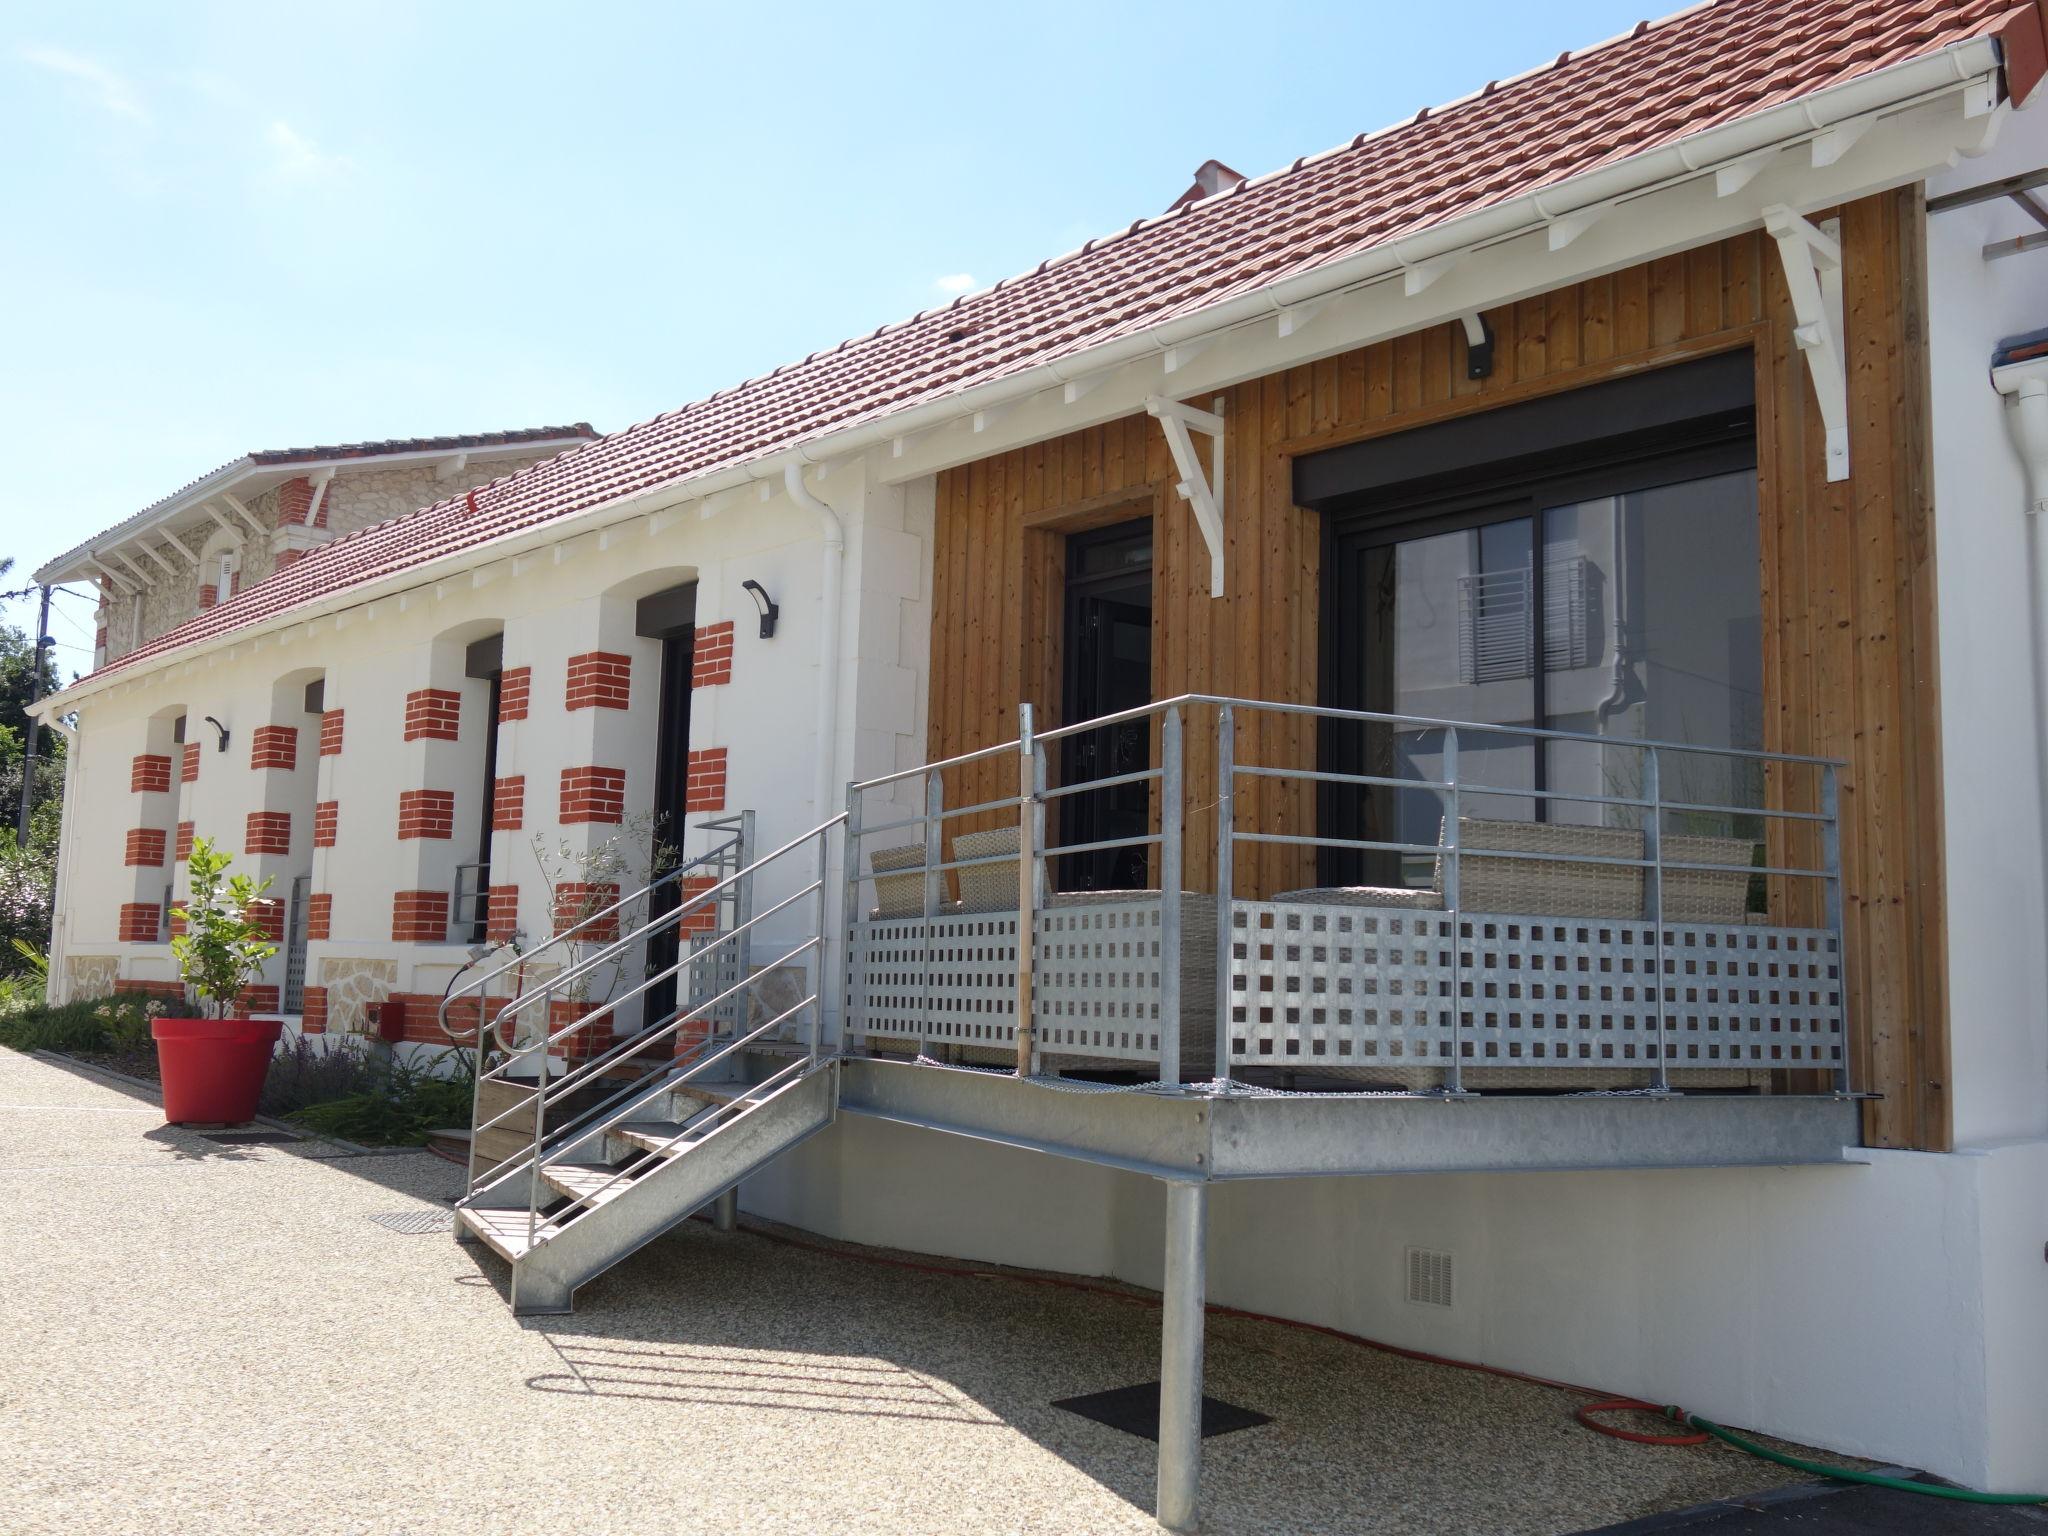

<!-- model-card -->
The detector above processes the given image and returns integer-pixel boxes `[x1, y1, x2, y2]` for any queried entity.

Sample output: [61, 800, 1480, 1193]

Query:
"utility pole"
[17, 584, 51, 848]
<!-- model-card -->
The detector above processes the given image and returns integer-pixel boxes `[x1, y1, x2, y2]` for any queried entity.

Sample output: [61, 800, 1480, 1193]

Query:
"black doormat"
[196, 1129, 301, 1145]
[1050, 1382, 1270, 1441]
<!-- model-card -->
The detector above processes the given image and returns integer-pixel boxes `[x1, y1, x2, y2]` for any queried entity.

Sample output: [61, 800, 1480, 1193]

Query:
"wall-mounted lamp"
[741, 579, 779, 639]
[201, 715, 230, 754]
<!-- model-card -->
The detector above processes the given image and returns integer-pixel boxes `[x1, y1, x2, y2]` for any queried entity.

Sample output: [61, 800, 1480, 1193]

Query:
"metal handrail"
[438, 812, 752, 1044]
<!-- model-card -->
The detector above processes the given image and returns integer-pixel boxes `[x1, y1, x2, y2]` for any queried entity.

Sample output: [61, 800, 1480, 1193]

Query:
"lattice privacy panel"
[847, 895, 1215, 1076]
[1227, 901, 1842, 1076]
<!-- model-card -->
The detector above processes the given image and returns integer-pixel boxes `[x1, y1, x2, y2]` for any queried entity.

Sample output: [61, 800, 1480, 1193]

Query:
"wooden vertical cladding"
[927, 193, 1947, 1150]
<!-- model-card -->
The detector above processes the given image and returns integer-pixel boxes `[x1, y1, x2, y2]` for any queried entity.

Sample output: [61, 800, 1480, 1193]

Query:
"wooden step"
[613, 1119, 700, 1154]
[539, 1162, 641, 1209]
[457, 1205, 553, 1263]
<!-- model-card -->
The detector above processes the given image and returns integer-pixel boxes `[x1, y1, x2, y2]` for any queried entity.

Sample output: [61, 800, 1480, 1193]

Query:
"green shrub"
[273, 1041, 473, 1147]
[0, 994, 168, 1054]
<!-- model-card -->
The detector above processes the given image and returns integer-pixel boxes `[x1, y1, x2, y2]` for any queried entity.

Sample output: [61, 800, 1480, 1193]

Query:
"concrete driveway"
[0, 1046, 1829, 1536]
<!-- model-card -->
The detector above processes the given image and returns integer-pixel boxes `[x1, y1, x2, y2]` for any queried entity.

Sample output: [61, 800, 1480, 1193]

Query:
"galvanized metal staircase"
[438, 812, 843, 1315]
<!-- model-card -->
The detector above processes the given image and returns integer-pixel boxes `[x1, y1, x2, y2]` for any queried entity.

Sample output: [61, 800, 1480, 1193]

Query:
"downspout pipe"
[782, 462, 847, 824]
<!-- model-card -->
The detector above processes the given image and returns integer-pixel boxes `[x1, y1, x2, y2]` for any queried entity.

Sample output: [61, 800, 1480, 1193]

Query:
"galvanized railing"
[460, 813, 842, 1254]
[842, 694, 1848, 1096]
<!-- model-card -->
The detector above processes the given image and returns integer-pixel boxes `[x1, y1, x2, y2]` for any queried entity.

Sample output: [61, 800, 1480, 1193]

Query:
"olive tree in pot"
[153, 837, 283, 1124]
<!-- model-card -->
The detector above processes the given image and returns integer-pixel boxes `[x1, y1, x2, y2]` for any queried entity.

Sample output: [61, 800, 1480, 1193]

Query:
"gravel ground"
[0, 1046, 1821, 1536]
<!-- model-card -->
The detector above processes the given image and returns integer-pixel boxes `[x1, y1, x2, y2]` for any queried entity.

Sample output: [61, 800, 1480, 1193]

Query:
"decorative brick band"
[685, 747, 728, 813]
[181, 743, 201, 783]
[245, 811, 292, 855]
[313, 801, 338, 848]
[131, 754, 172, 794]
[498, 666, 531, 723]
[250, 725, 298, 771]
[560, 766, 626, 825]
[114, 979, 183, 1002]
[486, 885, 520, 943]
[402, 688, 461, 742]
[677, 874, 722, 936]
[551, 999, 611, 1062]
[124, 827, 167, 867]
[248, 897, 286, 943]
[492, 775, 525, 832]
[169, 908, 187, 938]
[278, 476, 314, 527]
[565, 651, 632, 711]
[320, 709, 345, 756]
[118, 902, 161, 943]
[306, 892, 333, 941]
[693, 621, 735, 687]
[302, 985, 328, 1033]
[175, 821, 194, 861]
[552, 882, 621, 941]
[274, 548, 304, 573]
[231, 983, 281, 1019]
[396, 789, 455, 841]
[198, 584, 217, 611]
[392, 890, 449, 942]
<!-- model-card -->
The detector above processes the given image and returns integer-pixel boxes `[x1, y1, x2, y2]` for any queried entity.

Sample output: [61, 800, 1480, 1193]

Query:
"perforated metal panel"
[1226, 900, 1842, 1075]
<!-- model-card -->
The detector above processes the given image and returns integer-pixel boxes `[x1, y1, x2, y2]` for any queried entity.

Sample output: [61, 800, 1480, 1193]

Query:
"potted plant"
[152, 837, 282, 1124]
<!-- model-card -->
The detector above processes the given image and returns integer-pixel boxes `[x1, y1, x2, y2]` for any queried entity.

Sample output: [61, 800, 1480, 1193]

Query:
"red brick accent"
[118, 902, 161, 943]
[391, 890, 449, 942]
[198, 584, 218, 611]
[693, 621, 735, 687]
[250, 724, 298, 771]
[302, 986, 328, 1033]
[492, 775, 525, 831]
[552, 882, 621, 941]
[397, 788, 456, 840]
[168, 908, 187, 938]
[320, 709, 344, 756]
[313, 801, 339, 848]
[402, 688, 461, 742]
[305, 892, 332, 941]
[559, 766, 626, 824]
[231, 983, 281, 1019]
[685, 747, 728, 812]
[565, 651, 632, 711]
[124, 827, 167, 867]
[181, 743, 201, 783]
[229, 569, 242, 597]
[497, 666, 531, 723]
[114, 978, 183, 1002]
[247, 897, 286, 943]
[486, 885, 520, 943]
[274, 548, 303, 573]
[245, 811, 292, 855]
[277, 477, 313, 526]
[677, 875, 721, 936]
[551, 999, 610, 1061]
[131, 754, 172, 794]
[94, 625, 108, 653]
[174, 821, 195, 861]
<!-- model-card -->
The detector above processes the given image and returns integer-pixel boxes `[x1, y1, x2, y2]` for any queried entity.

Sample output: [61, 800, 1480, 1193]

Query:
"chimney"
[1168, 159, 1247, 212]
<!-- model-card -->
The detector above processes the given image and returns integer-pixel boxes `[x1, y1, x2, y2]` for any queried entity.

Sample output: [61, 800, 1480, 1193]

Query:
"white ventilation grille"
[1405, 1247, 1455, 1308]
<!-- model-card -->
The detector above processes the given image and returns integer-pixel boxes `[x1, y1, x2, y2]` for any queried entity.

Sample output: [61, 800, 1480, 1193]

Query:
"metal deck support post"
[1442, 728, 1463, 1095]
[922, 770, 944, 1061]
[843, 784, 864, 1059]
[1820, 764, 1848, 1094]
[1157, 1178, 1209, 1533]
[1214, 705, 1235, 1086]
[712, 1187, 738, 1232]
[1017, 704, 1038, 1077]
[1159, 705, 1184, 1088]
[1644, 749, 1670, 1094]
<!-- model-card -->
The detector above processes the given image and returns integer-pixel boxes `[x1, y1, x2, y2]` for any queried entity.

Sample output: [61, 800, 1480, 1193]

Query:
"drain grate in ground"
[197, 1129, 301, 1145]
[1050, 1382, 1270, 1441]
[369, 1209, 456, 1235]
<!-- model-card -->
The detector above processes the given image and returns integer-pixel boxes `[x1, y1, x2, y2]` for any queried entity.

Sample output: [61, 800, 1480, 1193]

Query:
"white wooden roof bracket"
[1147, 395, 1227, 597]
[1763, 205, 1849, 482]
[303, 467, 336, 526]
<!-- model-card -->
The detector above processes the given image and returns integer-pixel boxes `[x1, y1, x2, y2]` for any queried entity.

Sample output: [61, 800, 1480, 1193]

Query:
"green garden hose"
[1663, 1407, 2048, 1505]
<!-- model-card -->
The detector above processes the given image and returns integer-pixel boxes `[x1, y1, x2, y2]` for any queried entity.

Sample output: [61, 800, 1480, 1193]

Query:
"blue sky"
[0, 0, 1650, 677]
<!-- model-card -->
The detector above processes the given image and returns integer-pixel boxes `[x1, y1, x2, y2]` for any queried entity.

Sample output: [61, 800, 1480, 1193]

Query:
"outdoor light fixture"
[202, 715, 230, 753]
[741, 579, 779, 639]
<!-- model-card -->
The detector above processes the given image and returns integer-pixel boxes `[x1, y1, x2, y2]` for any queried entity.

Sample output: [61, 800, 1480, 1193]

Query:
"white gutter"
[32, 35, 2004, 717]
[780, 463, 848, 822]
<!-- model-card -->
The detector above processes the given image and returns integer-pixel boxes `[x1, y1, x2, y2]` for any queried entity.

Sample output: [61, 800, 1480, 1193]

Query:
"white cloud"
[263, 119, 351, 185]
[933, 273, 977, 296]
[16, 44, 148, 124]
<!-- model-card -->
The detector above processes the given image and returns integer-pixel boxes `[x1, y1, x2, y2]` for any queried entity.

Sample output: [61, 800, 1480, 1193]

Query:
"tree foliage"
[171, 839, 278, 1019]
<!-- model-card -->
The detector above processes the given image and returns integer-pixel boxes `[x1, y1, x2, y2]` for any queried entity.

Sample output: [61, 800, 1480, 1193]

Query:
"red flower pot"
[152, 1015, 284, 1125]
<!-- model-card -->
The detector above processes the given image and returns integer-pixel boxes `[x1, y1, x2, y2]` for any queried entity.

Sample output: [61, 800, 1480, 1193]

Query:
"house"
[29, 0, 2048, 1525]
